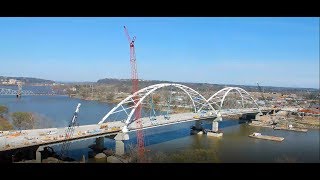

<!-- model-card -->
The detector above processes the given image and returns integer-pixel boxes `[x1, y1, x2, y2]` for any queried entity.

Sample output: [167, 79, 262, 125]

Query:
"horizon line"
[1, 75, 319, 90]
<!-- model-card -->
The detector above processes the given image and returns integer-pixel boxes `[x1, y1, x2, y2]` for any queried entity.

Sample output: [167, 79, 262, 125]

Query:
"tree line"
[0, 105, 51, 131]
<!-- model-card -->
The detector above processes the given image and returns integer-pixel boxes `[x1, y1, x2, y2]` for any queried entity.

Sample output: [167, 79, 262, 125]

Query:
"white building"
[8, 79, 17, 85]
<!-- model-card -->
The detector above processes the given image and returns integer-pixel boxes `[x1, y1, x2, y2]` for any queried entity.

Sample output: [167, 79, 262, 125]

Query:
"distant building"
[175, 96, 183, 101]
[289, 94, 298, 99]
[257, 100, 266, 106]
[8, 79, 17, 85]
[16, 81, 25, 85]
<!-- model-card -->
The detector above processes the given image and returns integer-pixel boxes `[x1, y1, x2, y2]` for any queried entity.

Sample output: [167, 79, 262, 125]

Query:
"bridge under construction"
[0, 83, 267, 162]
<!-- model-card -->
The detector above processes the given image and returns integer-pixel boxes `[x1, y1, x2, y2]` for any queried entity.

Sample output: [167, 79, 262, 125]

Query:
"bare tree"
[11, 112, 36, 130]
[106, 92, 115, 101]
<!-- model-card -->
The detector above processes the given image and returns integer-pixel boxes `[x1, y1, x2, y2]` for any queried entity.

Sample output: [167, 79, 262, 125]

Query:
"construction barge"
[249, 132, 284, 142]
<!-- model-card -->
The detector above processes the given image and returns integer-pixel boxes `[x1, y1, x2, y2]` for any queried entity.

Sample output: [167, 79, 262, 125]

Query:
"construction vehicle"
[257, 82, 269, 107]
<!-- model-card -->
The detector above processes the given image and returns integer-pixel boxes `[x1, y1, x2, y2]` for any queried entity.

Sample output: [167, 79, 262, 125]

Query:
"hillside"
[96, 78, 318, 93]
[0, 76, 55, 84]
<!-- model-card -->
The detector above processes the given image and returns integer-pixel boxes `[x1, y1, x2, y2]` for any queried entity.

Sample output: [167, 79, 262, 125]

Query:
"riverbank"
[251, 114, 319, 130]
[70, 95, 122, 104]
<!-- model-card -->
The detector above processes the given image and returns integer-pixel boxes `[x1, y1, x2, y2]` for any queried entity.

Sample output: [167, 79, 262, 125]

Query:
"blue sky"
[0, 17, 318, 88]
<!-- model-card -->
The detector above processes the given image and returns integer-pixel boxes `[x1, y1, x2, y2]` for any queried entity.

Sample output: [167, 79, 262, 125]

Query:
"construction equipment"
[59, 103, 81, 160]
[257, 82, 268, 107]
[124, 26, 145, 162]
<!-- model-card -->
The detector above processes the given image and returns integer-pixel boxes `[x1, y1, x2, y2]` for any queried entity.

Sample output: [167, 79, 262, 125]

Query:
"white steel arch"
[98, 83, 218, 125]
[204, 87, 261, 111]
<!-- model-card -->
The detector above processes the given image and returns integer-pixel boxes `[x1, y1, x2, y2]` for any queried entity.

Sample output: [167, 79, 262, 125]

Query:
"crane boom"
[124, 26, 145, 162]
[59, 103, 81, 161]
[257, 82, 267, 105]
[124, 26, 131, 44]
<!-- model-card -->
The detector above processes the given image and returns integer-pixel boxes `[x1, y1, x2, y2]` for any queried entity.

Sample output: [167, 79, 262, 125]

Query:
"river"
[0, 93, 319, 163]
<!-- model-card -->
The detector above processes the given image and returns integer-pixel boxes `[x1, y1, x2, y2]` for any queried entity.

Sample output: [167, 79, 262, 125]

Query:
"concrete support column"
[214, 112, 222, 121]
[212, 121, 219, 132]
[114, 133, 129, 156]
[36, 146, 44, 163]
[115, 140, 125, 156]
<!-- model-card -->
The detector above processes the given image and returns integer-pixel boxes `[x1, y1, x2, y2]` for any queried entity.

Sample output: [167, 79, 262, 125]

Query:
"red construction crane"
[124, 26, 145, 162]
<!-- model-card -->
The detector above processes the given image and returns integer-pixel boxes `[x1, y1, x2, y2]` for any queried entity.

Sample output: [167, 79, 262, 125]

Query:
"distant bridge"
[0, 88, 61, 96]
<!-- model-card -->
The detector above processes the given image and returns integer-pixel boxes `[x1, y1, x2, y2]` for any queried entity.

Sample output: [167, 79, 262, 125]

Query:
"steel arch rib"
[207, 87, 261, 111]
[236, 87, 260, 109]
[125, 83, 217, 125]
[235, 88, 245, 108]
[220, 87, 246, 108]
[220, 87, 234, 108]
[98, 83, 217, 125]
[98, 84, 159, 124]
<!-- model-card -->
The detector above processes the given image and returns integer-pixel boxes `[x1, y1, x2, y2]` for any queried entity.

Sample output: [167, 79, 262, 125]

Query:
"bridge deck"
[0, 109, 260, 152]
[0, 121, 124, 151]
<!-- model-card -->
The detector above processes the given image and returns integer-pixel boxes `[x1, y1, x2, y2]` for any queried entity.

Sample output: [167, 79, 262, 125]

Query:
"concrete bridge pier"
[36, 146, 44, 163]
[214, 112, 222, 121]
[212, 121, 219, 132]
[212, 113, 222, 132]
[114, 133, 129, 156]
[206, 113, 223, 137]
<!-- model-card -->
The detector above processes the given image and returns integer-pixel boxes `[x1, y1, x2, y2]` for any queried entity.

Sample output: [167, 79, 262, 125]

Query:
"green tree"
[11, 112, 36, 130]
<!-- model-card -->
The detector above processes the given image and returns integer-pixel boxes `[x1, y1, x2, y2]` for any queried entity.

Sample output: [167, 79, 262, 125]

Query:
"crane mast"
[124, 26, 145, 162]
[257, 82, 267, 106]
